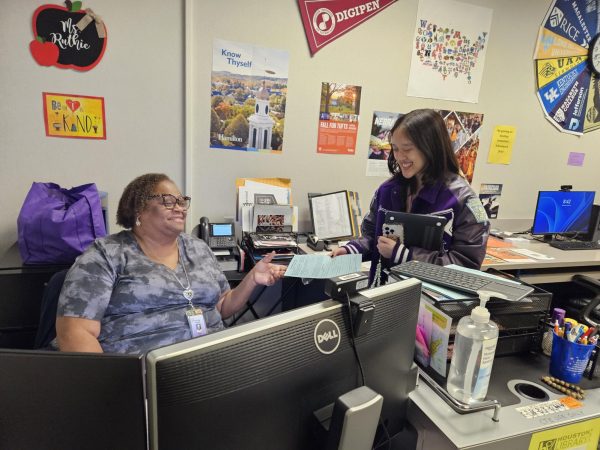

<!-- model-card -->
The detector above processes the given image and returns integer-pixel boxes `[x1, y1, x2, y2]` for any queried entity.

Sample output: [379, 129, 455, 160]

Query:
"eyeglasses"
[147, 194, 191, 210]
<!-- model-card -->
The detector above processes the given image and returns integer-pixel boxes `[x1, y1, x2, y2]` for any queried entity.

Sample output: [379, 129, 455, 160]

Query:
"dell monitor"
[0, 349, 147, 450]
[532, 190, 595, 237]
[146, 277, 422, 450]
[309, 190, 356, 242]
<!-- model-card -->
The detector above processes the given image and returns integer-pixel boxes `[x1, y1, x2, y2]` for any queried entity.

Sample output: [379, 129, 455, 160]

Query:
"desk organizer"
[424, 278, 552, 358]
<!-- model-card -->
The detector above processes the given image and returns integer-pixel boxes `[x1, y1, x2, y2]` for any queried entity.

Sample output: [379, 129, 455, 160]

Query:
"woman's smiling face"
[391, 127, 426, 181]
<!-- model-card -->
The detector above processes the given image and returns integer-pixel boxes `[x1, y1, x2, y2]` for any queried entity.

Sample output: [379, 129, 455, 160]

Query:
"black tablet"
[382, 210, 447, 251]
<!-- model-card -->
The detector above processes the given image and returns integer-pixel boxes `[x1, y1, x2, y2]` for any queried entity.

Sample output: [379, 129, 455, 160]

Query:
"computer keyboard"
[549, 240, 600, 250]
[390, 261, 534, 302]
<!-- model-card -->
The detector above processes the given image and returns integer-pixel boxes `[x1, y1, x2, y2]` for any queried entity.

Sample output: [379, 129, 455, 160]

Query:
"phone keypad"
[210, 236, 236, 248]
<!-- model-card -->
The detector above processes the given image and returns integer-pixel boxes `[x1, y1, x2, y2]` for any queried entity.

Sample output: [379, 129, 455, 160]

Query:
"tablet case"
[383, 211, 447, 251]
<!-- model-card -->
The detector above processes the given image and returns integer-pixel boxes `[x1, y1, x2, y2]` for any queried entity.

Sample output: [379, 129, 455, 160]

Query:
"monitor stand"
[533, 234, 555, 243]
[313, 386, 383, 450]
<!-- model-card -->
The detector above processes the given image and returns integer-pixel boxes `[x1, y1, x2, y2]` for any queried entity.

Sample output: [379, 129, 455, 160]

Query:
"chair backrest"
[33, 269, 69, 349]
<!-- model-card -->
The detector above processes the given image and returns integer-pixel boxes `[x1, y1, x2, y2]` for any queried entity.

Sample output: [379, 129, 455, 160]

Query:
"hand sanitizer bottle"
[447, 291, 499, 404]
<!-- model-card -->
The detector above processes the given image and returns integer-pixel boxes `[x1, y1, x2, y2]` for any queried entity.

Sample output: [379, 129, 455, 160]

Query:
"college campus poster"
[406, 0, 492, 103]
[367, 109, 484, 183]
[317, 82, 361, 154]
[210, 39, 289, 153]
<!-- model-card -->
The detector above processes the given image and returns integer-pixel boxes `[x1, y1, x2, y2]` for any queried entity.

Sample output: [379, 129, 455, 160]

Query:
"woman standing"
[332, 109, 489, 285]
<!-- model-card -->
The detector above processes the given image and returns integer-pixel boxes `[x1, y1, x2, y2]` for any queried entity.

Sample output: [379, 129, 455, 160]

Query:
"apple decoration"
[29, 37, 60, 66]
[29, 1, 107, 71]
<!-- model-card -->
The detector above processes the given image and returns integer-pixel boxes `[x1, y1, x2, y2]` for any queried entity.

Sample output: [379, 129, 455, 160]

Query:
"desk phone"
[199, 218, 237, 249]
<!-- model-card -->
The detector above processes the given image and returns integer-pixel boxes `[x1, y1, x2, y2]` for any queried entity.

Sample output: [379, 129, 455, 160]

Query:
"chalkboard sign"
[29, 3, 107, 71]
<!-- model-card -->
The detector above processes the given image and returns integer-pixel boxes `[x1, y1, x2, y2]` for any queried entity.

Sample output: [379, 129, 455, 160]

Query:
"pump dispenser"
[447, 291, 499, 404]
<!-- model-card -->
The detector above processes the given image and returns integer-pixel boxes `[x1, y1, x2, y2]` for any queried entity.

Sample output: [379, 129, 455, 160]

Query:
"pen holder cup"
[549, 333, 595, 383]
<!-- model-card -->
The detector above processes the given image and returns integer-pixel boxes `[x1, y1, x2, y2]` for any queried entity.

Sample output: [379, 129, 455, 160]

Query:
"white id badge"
[186, 308, 207, 337]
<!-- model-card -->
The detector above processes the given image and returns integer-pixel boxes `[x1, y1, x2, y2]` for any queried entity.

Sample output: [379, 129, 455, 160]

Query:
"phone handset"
[306, 233, 325, 251]
[199, 217, 210, 242]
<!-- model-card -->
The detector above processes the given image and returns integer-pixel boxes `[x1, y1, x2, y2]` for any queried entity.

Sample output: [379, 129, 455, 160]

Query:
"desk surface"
[408, 353, 600, 449]
[483, 238, 600, 283]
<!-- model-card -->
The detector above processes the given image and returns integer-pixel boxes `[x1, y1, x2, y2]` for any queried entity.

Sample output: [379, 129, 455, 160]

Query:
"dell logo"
[314, 319, 341, 354]
[317, 330, 339, 343]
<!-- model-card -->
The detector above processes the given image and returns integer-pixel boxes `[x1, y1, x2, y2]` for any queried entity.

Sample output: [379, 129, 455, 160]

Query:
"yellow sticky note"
[528, 417, 600, 450]
[488, 125, 516, 165]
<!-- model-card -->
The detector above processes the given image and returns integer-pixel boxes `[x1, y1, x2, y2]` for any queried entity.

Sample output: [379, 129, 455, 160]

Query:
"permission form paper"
[285, 254, 362, 279]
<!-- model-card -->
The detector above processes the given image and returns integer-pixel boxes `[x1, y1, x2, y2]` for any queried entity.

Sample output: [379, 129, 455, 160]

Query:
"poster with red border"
[317, 82, 361, 154]
[43, 92, 106, 139]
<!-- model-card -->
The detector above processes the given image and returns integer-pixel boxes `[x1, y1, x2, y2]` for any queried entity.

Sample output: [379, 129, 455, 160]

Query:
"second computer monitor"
[146, 278, 422, 450]
[309, 191, 355, 242]
[532, 190, 595, 236]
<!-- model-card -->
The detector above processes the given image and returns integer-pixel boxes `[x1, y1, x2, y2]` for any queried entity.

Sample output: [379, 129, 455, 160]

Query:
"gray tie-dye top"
[57, 230, 230, 354]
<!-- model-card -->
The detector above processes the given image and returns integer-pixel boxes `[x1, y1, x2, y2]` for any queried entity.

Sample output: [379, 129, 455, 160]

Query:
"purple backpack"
[17, 182, 107, 264]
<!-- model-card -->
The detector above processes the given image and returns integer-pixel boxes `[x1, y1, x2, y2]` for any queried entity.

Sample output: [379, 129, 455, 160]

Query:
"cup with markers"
[549, 318, 597, 383]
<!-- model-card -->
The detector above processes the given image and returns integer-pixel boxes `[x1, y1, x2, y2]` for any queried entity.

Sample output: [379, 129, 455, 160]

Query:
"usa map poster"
[407, 0, 493, 103]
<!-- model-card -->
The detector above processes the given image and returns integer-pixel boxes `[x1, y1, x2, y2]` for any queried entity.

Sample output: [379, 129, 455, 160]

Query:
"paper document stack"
[236, 177, 297, 232]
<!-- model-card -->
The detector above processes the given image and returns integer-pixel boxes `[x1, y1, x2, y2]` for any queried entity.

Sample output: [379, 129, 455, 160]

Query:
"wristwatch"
[590, 34, 600, 75]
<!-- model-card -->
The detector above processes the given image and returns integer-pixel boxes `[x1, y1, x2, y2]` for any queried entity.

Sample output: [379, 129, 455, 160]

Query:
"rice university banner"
[298, 0, 397, 55]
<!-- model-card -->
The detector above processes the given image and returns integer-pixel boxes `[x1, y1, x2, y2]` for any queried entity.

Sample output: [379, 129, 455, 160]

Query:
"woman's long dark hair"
[387, 109, 460, 192]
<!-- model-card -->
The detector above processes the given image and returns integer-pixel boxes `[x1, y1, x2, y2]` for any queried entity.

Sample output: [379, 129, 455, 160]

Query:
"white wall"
[0, 0, 185, 256]
[189, 0, 600, 231]
[2, 0, 600, 257]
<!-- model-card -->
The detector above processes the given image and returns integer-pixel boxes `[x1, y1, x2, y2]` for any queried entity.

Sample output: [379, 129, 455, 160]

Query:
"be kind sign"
[43, 93, 106, 139]
[29, 2, 107, 71]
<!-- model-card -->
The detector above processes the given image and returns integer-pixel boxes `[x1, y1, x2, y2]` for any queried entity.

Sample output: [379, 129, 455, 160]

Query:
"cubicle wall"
[188, 0, 600, 230]
[2, 0, 600, 257]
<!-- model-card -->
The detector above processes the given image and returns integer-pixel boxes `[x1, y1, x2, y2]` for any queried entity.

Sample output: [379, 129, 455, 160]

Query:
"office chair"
[33, 269, 69, 349]
[570, 274, 600, 328]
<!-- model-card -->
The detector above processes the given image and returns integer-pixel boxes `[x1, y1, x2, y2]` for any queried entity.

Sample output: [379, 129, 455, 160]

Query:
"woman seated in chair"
[56, 173, 286, 354]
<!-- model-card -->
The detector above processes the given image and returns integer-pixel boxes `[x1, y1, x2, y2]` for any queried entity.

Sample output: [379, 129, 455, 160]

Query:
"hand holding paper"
[285, 254, 362, 279]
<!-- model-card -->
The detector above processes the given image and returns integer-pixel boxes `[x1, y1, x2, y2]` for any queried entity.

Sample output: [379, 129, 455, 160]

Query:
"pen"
[564, 322, 571, 340]
[581, 326, 595, 340]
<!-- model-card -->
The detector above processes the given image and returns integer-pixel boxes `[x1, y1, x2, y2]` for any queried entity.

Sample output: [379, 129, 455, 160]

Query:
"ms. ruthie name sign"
[29, 2, 107, 71]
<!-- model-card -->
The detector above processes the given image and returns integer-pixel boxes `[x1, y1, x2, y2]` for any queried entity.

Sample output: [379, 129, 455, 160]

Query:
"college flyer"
[317, 82, 361, 154]
[417, 299, 452, 377]
[367, 111, 401, 176]
[479, 183, 502, 219]
[210, 39, 289, 153]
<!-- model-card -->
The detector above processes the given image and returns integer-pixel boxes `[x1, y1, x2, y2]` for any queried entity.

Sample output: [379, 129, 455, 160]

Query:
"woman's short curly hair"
[116, 173, 171, 229]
